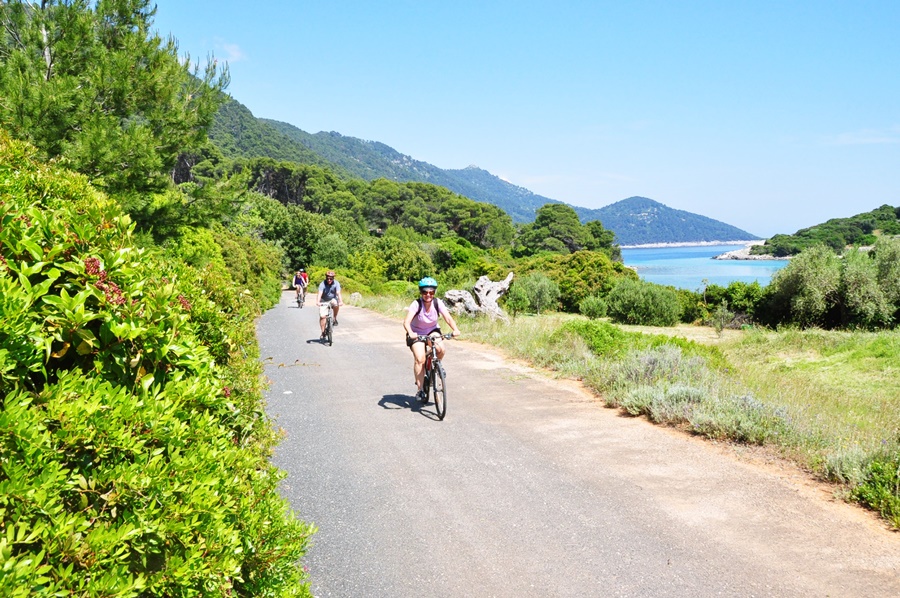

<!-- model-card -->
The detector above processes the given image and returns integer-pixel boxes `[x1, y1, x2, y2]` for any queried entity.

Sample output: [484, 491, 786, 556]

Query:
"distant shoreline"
[620, 240, 763, 249]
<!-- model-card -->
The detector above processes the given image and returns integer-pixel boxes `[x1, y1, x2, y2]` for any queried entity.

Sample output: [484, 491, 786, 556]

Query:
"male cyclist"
[403, 277, 461, 402]
[293, 269, 308, 303]
[316, 270, 344, 339]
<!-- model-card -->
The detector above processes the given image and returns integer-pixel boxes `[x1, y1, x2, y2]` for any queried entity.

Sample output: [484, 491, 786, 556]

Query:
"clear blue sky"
[153, 0, 899, 238]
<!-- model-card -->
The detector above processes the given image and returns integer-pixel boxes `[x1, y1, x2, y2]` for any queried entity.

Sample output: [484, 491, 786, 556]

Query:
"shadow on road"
[378, 393, 440, 420]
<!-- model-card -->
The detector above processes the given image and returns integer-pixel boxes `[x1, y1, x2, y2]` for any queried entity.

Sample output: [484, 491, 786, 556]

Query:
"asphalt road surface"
[258, 292, 900, 598]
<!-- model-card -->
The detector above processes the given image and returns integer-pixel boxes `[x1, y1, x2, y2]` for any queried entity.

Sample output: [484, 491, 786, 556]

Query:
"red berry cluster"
[177, 294, 192, 310]
[84, 256, 101, 275]
[85, 257, 125, 305]
[97, 278, 126, 305]
[223, 386, 232, 398]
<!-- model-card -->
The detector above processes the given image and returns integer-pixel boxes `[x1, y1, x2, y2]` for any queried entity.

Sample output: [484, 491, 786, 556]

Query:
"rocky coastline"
[711, 240, 788, 261]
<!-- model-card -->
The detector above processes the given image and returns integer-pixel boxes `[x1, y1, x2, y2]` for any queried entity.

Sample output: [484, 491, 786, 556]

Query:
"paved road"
[258, 293, 900, 598]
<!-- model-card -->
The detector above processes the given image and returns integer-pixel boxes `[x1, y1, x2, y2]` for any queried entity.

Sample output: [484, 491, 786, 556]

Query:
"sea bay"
[620, 244, 790, 291]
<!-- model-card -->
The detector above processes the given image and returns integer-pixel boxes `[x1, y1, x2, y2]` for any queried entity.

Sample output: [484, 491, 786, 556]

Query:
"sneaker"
[416, 390, 427, 403]
[333, 319, 339, 326]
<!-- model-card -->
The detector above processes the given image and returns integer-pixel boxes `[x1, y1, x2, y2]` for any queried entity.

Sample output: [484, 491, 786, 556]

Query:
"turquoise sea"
[620, 244, 790, 291]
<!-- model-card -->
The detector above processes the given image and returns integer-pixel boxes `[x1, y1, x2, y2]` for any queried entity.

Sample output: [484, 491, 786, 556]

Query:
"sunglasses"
[420, 290, 435, 296]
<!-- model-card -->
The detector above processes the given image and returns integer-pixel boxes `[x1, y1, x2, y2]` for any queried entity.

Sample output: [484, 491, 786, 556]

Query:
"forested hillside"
[262, 117, 560, 222]
[751, 204, 900, 256]
[236, 99, 758, 245]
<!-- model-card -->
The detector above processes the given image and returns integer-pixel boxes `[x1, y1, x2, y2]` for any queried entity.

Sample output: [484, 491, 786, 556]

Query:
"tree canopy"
[0, 0, 228, 195]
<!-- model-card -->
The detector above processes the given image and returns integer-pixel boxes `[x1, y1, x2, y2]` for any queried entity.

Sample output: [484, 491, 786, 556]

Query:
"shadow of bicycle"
[378, 393, 440, 420]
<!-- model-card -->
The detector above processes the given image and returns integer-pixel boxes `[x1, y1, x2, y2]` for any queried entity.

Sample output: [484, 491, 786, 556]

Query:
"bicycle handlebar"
[416, 333, 455, 342]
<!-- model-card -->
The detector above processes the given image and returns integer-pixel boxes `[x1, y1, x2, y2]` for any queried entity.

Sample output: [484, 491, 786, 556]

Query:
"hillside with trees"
[751, 204, 900, 256]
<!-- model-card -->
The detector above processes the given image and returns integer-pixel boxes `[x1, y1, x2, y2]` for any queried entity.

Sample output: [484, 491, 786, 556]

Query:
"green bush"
[503, 284, 529, 318]
[0, 134, 313, 596]
[520, 250, 635, 311]
[851, 454, 900, 528]
[606, 278, 682, 326]
[377, 280, 419, 297]
[518, 272, 560, 313]
[578, 295, 607, 319]
[674, 288, 706, 323]
[839, 248, 892, 329]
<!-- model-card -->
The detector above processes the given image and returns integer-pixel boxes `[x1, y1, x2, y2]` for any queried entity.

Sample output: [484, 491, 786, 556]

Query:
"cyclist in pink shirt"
[403, 277, 461, 402]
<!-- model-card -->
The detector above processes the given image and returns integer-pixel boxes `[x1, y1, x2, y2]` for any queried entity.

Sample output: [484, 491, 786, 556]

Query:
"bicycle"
[418, 332, 453, 420]
[296, 285, 306, 308]
[322, 302, 334, 346]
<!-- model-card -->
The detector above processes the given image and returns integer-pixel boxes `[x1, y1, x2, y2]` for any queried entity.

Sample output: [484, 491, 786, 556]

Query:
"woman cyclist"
[293, 269, 308, 303]
[403, 277, 461, 402]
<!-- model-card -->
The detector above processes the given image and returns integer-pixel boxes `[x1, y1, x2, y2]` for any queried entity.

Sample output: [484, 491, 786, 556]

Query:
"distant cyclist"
[403, 277, 461, 402]
[293, 269, 308, 303]
[316, 270, 344, 339]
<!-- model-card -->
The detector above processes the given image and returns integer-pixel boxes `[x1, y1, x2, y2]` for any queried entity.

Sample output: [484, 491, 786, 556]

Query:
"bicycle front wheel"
[326, 317, 333, 346]
[432, 362, 447, 420]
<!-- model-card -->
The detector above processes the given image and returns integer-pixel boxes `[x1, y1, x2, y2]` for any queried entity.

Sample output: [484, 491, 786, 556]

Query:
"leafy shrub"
[874, 236, 900, 308]
[709, 301, 735, 336]
[374, 236, 434, 282]
[606, 278, 682, 326]
[579, 295, 607, 319]
[851, 453, 900, 528]
[313, 232, 350, 268]
[518, 272, 560, 313]
[675, 288, 705, 323]
[760, 244, 841, 328]
[0, 134, 313, 596]
[503, 283, 529, 318]
[839, 248, 892, 329]
[520, 250, 635, 311]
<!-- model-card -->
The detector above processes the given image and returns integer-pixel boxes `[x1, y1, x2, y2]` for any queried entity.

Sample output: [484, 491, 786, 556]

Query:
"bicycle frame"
[418, 332, 453, 419]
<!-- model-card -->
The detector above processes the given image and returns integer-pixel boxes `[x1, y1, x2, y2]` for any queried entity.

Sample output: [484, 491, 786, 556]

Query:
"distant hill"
[578, 197, 759, 246]
[751, 204, 900, 257]
[211, 96, 759, 245]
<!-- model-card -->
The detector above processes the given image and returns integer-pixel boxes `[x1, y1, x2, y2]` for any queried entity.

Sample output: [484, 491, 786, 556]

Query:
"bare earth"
[261, 299, 900, 597]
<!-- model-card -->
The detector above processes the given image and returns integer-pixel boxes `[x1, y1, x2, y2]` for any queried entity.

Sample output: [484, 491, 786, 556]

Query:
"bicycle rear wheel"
[432, 362, 446, 420]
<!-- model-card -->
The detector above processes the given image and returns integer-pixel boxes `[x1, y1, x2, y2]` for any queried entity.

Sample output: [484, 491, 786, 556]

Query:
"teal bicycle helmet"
[418, 276, 438, 289]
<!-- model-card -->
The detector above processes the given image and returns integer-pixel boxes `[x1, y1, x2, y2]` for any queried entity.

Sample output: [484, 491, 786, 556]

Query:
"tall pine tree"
[0, 0, 228, 195]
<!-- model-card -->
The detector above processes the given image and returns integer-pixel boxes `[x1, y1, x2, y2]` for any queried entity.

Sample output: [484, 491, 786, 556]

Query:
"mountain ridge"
[211, 96, 759, 245]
